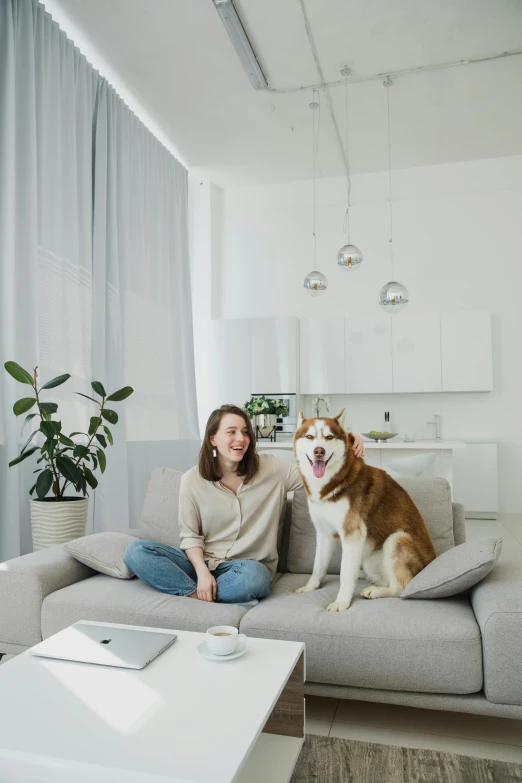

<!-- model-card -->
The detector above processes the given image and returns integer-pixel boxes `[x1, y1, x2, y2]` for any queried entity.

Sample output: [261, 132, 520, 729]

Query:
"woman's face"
[210, 413, 250, 464]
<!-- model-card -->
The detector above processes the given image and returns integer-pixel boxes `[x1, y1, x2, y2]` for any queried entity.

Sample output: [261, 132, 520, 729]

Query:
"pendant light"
[378, 77, 409, 313]
[304, 90, 328, 296]
[337, 67, 363, 272]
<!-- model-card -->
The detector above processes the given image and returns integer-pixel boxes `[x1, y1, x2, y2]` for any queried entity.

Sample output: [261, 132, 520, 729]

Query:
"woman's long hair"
[199, 404, 259, 483]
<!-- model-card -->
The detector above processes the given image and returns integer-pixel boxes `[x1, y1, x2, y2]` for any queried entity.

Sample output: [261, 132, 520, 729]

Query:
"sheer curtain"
[0, 0, 199, 559]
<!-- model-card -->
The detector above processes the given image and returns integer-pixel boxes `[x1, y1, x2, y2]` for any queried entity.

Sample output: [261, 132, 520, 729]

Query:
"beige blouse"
[178, 454, 303, 579]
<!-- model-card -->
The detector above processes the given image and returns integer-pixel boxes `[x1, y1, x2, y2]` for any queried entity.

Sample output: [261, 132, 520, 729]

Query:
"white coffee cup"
[206, 626, 246, 656]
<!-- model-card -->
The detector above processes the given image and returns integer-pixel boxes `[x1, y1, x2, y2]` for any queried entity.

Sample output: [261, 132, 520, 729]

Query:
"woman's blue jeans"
[123, 540, 271, 604]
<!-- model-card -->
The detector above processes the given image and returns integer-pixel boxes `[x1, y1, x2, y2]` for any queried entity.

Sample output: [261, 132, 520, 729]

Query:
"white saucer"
[196, 641, 247, 661]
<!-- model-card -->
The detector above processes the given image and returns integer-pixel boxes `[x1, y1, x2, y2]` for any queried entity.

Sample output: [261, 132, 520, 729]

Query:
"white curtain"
[0, 0, 199, 560]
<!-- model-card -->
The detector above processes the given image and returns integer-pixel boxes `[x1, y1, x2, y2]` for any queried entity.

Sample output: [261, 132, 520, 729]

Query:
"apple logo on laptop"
[100, 639, 111, 645]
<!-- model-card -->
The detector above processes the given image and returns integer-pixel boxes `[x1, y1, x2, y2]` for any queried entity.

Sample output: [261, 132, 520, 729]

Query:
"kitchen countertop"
[256, 439, 466, 450]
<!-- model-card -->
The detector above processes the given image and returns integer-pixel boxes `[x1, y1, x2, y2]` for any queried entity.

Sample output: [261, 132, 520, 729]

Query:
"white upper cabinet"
[441, 311, 493, 391]
[300, 318, 345, 394]
[392, 313, 442, 392]
[249, 317, 298, 394]
[209, 319, 251, 409]
[345, 317, 392, 393]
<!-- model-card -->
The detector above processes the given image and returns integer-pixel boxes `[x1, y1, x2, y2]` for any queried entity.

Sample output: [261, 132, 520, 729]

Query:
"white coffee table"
[0, 621, 305, 782]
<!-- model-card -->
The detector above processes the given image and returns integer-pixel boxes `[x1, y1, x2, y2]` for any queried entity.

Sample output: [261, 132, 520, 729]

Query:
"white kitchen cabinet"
[345, 317, 392, 393]
[300, 318, 345, 394]
[392, 313, 442, 393]
[452, 442, 498, 519]
[441, 311, 493, 392]
[209, 319, 251, 409]
[250, 317, 298, 393]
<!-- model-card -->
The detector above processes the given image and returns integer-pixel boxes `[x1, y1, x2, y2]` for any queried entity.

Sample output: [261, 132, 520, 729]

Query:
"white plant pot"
[30, 498, 88, 551]
[255, 413, 277, 438]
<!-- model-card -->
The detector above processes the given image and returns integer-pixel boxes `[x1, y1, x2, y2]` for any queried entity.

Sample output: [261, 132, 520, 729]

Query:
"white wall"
[203, 155, 522, 512]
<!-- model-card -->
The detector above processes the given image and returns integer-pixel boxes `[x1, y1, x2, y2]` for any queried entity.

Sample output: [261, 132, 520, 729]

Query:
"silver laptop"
[30, 621, 177, 669]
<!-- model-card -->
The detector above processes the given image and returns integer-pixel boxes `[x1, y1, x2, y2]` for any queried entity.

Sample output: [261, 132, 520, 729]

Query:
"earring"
[213, 448, 217, 458]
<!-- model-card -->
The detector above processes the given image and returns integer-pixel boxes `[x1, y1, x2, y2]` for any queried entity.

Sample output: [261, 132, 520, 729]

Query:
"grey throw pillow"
[63, 532, 137, 579]
[401, 537, 503, 599]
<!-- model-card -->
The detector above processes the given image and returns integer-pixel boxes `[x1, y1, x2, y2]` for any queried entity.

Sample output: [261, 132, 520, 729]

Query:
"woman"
[124, 404, 365, 605]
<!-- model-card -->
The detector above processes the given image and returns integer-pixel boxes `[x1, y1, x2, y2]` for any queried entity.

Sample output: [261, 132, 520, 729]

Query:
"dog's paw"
[295, 583, 318, 594]
[326, 600, 350, 612]
[360, 586, 385, 599]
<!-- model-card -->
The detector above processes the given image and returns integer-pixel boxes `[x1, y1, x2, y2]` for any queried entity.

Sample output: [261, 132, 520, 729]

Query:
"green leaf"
[22, 412, 38, 433]
[103, 426, 113, 446]
[91, 381, 106, 397]
[41, 374, 70, 390]
[36, 469, 53, 500]
[29, 483, 37, 496]
[56, 456, 81, 484]
[73, 445, 90, 459]
[21, 430, 38, 454]
[88, 416, 100, 436]
[95, 433, 107, 449]
[77, 473, 87, 497]
[4, 361, 34, 385]
[91, 454, 98, 470]
[69, 432, 88, 437]
[40, 420, 60, 438]
[9, 446, 39, 467]
[101, 409, 118, 425]
[39, 402, 58, 414]
[83, 466, 98, 489]
[75, 392, 101, 406]
[33, 468, 42, 474]
[58, 434, 75, 447]
[106, 386, 133, 402]
[13, 398, 36, 416]
[96, 448, 106, 474]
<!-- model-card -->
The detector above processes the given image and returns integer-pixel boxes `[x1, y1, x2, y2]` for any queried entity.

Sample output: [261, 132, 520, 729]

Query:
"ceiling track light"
[213, 0, 268, 91]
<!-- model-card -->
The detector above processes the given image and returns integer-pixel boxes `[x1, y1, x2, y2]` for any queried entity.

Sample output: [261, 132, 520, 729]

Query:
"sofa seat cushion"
[240, 573, 483, 695]
[41, 574, 250, 638]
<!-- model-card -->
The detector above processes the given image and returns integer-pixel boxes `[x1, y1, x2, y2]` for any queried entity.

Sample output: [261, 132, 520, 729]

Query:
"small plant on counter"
[312, 396, 330, 417]
[244, 396, 290, 418]
[4, 361, 133, 500]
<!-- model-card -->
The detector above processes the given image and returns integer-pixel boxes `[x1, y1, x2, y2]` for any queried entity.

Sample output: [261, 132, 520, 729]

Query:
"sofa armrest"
[452, 502, 466, 545]
[0, 545, 93, 648]
[471, 549, 522, 705]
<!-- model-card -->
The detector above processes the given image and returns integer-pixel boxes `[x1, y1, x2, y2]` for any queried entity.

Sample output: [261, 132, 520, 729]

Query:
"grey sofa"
[1, 469, 521, 720]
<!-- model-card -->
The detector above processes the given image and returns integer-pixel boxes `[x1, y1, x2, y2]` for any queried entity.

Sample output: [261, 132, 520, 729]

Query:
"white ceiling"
[46, 0, 522, 187]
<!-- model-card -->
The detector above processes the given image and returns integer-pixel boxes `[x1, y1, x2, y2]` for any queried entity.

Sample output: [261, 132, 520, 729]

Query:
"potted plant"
[244, 396, 290, 438]
[4, 361, 133, 551]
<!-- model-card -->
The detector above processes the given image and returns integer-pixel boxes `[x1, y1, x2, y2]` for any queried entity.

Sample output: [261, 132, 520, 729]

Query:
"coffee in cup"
[206, 625, 246, 656]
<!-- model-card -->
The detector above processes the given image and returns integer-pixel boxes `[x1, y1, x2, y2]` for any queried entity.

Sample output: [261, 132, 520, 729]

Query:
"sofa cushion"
[402, 538, 503, 600]
[240, 572, 482, 695]
[41, 573, 250, 638]
[138, 467, 184, 547]
[287, 477, 455, 575]
[63, 533, 136, 579]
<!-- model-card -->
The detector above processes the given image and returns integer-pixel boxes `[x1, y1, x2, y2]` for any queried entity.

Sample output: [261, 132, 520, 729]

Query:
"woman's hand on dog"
[350, 432, 365, 458]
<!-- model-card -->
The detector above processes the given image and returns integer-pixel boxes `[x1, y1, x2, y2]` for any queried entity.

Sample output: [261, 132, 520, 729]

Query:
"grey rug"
[290, 734, 522, 783]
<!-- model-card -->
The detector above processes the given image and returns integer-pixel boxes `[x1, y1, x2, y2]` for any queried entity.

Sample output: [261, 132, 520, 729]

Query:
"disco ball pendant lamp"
[304, 91, 328, 296]
[378, 77, 409, 313]
[337, 67, 363, 272]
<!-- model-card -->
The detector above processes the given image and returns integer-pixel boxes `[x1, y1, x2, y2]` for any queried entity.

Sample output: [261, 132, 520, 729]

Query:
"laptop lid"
[30, 622, 177, 669]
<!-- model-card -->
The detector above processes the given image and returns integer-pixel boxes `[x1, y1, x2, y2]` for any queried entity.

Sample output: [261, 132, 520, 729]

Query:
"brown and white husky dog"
[293, 409, 436, 612]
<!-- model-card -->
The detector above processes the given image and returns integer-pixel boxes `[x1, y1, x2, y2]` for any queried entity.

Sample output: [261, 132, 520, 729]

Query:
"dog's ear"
[334, 408, 346, 429]
[297, 410, 306, 429]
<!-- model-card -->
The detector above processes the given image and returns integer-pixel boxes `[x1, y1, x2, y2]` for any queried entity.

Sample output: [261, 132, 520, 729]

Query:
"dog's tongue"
[313, 459, 326, 479]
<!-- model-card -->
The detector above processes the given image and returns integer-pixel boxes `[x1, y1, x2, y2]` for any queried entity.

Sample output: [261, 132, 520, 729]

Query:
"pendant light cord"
[386, 81, 394, 280]
[312, 88, 317, 271]
[343, 76, 351, 241]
